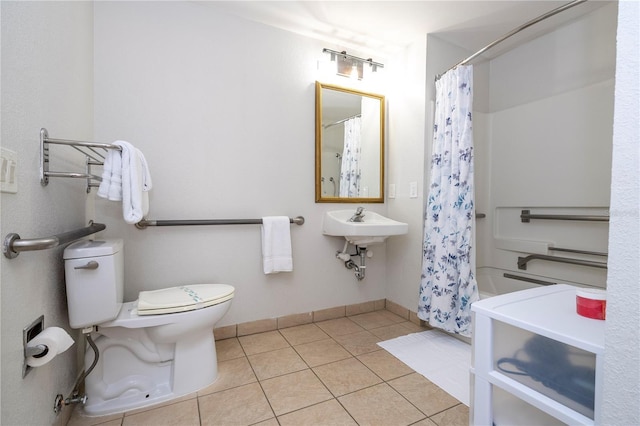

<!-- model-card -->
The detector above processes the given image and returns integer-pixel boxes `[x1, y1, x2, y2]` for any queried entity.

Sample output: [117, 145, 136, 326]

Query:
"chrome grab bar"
[521, 209, 609, 223]
[517, 254, 607, 270]
[136, 216, 305, 229]
[3, 222, 106, 259]
[548, 247, 608, 257]
[503, 273, 557, 287]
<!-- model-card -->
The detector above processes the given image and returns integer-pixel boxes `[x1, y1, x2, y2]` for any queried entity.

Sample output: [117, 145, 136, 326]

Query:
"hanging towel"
[117, 141, 152, 224]
[97, 140, 152, 224]
[261, 216, 293, 274]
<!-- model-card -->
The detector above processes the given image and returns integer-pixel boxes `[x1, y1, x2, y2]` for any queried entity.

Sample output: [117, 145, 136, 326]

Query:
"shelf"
[471, 285, 604, 425]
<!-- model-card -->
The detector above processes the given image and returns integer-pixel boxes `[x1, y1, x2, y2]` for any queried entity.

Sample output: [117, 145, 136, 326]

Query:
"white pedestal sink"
[322, 209, 408, 246]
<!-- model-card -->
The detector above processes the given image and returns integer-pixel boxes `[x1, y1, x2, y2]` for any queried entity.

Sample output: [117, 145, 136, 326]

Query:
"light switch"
[1, 148, 18, 193]
[0, 157, 7, 182]
[409, 181, 418, 198]
[388, 184, 396, 199]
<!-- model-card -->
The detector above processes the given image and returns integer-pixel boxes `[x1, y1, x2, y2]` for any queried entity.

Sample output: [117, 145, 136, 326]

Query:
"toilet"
[63, 238, 234, 416]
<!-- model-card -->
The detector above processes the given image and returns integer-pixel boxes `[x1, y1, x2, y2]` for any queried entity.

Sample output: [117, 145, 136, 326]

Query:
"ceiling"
[206, 1, 609, 60]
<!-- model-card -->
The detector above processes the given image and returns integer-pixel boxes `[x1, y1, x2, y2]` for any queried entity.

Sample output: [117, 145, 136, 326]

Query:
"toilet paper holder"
[23, 315, 45, 378]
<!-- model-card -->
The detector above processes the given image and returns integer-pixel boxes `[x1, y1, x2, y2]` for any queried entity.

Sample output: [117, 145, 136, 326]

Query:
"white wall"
[0, 2, 94, 424]
[602, 2, 640, 423]
[92, 2, 390, 327]
[383, 38, 428, 311]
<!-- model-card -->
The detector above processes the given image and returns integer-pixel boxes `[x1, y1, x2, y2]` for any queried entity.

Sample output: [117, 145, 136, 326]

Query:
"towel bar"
[135, 216, 305, 229]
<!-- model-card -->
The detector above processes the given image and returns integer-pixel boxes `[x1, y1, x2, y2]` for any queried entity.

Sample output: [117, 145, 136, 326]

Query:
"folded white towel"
[97, 141, 124, 201]
[97, 140, 152, 224]
[97, 148, 116, 199]
[107, 150, 122, 201]
[261, 216, 293, 274]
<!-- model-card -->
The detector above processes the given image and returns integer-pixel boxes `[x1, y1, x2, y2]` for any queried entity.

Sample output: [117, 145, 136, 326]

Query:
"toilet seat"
[137, 284, 234, 315]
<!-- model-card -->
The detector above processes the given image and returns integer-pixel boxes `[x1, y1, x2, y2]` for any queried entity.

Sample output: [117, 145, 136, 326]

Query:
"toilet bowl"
[63, 239, 234, 416]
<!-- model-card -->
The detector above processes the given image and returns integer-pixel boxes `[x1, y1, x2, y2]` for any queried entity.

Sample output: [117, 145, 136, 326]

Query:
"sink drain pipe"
[336, 242, 369, 281]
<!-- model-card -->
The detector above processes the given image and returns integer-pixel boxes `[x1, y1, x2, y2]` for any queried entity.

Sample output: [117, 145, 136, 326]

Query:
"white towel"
[107, 150, 122, 201]
[97, 141, 124, 201]
[97, 148, 117, 199]
[118, 141, 152, 224]
[261, 216, 293, 274]
[97, 140, 152, 224]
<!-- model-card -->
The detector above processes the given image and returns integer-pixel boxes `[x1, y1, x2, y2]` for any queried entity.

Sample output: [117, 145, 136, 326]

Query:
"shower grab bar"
[3, 222, 107, 259]
[548, 247, 608, 257]
[503, 273, 557, 287]
[520, 209, 609, 223]
[517, 254, 607, 270]
[135, 216, 305, 229]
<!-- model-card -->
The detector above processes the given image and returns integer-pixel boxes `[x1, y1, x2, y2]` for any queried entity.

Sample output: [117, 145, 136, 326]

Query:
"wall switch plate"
[388, 184, 396, 199]
[1, 148, 18, 193]
[409, 181, 418, 198]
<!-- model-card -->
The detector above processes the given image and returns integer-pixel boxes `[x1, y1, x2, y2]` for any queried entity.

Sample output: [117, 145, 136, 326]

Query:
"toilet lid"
[137, 284, 234, 315]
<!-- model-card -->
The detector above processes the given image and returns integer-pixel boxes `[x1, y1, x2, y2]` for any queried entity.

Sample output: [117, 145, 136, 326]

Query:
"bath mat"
[377, 330, 471, 406]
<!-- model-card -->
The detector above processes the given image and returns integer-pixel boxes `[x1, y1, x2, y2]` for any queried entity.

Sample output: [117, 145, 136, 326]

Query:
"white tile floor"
[67, 310, 469, 426]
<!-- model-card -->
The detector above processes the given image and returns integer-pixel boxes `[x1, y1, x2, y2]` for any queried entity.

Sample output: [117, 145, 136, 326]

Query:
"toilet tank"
[64, 239, 124, 329]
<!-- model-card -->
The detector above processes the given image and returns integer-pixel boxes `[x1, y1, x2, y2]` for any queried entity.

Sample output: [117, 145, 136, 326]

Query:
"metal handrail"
[517, 254, 607, 270]
[548, 247, 608, 257]
[136, 216, 305, 229]
[503, 273, 557, 287]
[521, 209, 609, 223]
[3, 222, 106, 259]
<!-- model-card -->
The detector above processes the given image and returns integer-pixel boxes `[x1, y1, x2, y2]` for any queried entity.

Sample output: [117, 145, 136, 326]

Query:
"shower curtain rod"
[323, 114, 361, 129]
[436, 0, 587, 80]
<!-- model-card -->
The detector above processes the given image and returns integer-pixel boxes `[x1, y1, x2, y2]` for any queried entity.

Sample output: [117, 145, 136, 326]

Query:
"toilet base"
[82, 327, 219, 417]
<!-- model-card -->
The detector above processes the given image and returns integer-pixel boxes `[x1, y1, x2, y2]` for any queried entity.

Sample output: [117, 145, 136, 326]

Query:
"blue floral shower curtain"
[339, 116, 362, 197]
[418, 65, 479, 337]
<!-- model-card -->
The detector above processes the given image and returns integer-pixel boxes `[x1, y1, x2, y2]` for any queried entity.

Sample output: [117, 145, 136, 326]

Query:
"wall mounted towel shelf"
[40, 128, 121, 193]
[3, 222, 106, 259]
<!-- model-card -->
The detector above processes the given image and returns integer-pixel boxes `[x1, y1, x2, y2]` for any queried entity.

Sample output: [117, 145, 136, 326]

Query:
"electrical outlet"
[1, 148, 17, 193]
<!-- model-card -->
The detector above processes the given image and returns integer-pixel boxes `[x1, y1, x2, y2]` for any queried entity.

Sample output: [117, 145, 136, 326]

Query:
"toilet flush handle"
[74, 261, 99, 270]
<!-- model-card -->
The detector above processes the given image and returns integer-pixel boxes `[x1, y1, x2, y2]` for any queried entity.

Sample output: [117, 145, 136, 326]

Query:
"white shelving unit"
[471, 285, 605, 425]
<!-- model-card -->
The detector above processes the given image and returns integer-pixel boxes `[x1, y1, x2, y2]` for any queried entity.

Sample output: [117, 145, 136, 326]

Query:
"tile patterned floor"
[67, 310, 469, 426]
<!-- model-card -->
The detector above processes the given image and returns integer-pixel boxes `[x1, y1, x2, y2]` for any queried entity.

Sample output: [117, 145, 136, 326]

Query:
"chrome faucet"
[348, 207, 365, 222]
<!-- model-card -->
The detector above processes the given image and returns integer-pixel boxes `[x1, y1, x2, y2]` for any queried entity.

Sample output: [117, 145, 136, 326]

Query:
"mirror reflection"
[315, 82, 385, 203]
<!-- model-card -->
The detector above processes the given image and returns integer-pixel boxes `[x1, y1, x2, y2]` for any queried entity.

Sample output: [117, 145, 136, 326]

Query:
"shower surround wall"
[478, 3, 616, 291]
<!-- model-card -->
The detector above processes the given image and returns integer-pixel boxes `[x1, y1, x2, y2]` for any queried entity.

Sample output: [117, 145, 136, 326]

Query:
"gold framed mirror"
[315, 82, 385, 203]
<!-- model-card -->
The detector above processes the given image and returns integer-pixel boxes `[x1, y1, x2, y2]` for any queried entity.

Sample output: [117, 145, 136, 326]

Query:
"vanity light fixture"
[323, 48, 384, 80]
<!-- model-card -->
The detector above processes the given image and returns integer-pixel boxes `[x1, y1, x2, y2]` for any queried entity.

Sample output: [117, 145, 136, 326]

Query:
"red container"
[576, 288, 606, 320]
